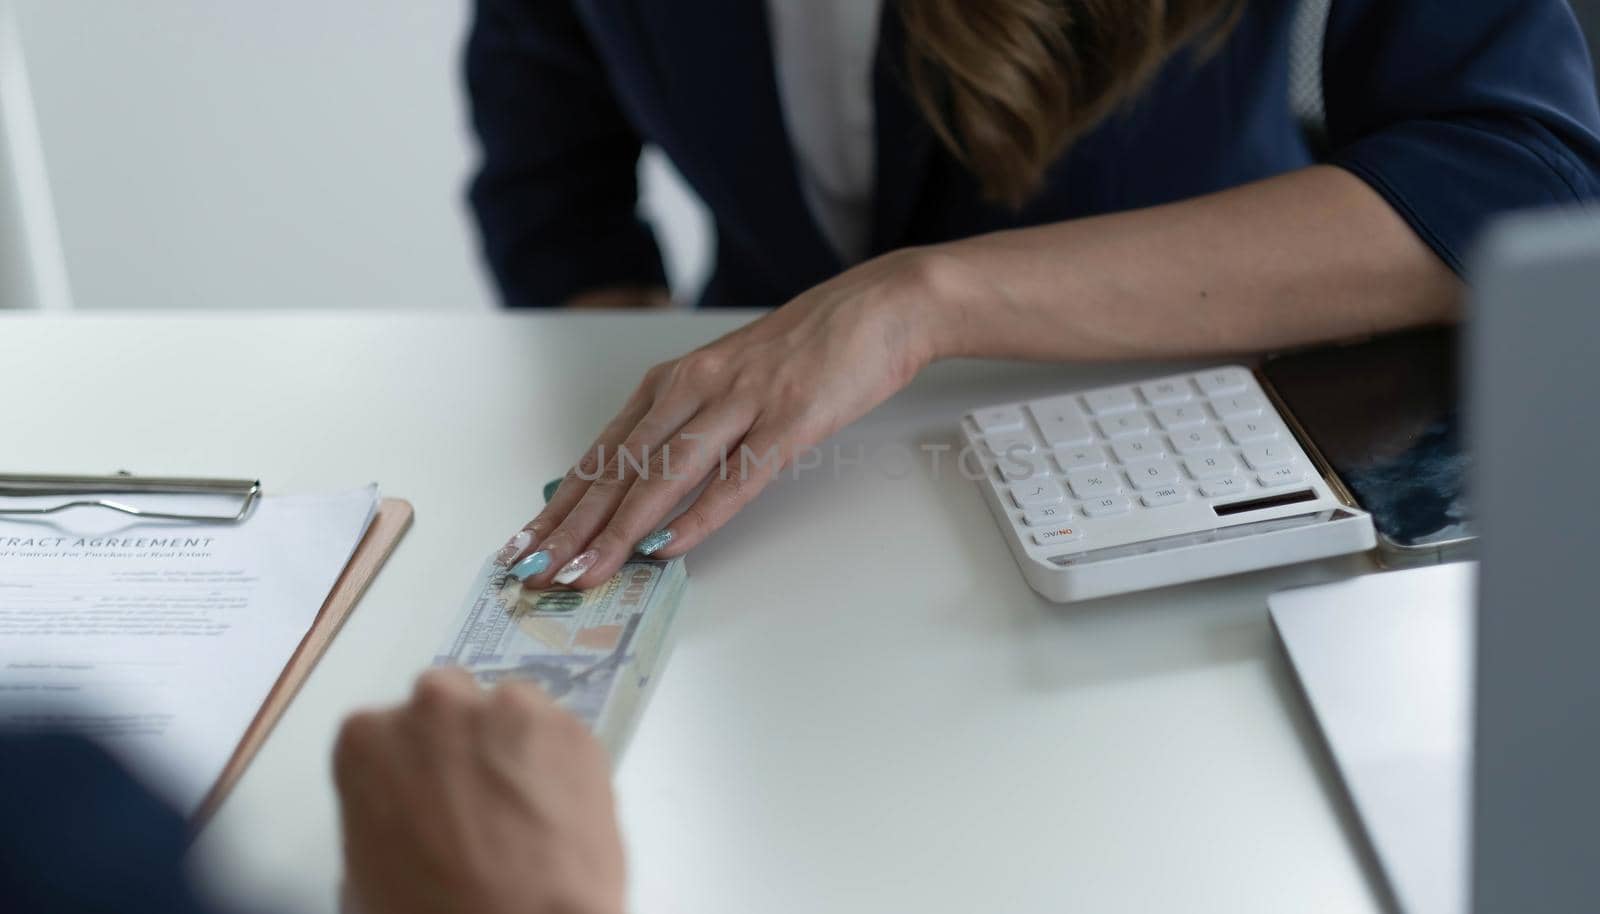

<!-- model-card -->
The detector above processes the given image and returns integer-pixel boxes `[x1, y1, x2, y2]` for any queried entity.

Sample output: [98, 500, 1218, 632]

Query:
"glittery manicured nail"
[552, 549, 598, 586]
[635, 529, 673, 556]
[496, 530, 535, 567]
[509, 550, 551, 580]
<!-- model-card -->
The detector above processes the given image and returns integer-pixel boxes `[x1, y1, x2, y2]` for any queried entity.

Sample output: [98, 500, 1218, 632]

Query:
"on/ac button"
[1033, 527, 1083, 546]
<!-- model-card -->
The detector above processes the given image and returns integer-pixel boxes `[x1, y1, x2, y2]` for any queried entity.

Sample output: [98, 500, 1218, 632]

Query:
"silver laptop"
[1270, 209, 1600, 913]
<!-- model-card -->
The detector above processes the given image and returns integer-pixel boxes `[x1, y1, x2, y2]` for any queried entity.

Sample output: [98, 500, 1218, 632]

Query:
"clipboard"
[0, 473, 413, 825]
[0, 473, 262, 522]
[194, 496, 413, 824]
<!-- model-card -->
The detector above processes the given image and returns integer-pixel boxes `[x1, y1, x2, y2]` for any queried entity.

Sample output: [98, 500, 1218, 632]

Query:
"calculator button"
[1082, 495, 1132, 517]
[1127, 458, 1182, 490]
[1257, 466, 1305, 488]
[1010, 480, 1066, 507]
[1054, 446, 1108, 472]
[1195, 367, 1251, 396]
[1211, 393, 1266, 420]
[1200, 476, 1250, 498]
[1141, 485, 1190, 508]
[1022, 505, 1072, 527]
[1111, 436, 1166, 463]
[1027, 398, 1094, 447]
[1241, 442, 1295, 470]
[1184, 453, 1238, 480]
[1139, 377, 1194, 406]
[973, 405, 1025, 433]
[1096, 412, 1153, 439]
[1154, 403, 1209, 430]
[1083, 387, 1138, 416]
[993, 453, 1048, 482]
[1066, 469, 1123, 499]
[1032, 526, 1084, 547]
[985, 432, 1038, 459]
[1170, 427, 1224, 454]
[1224, 418, 1280, 444]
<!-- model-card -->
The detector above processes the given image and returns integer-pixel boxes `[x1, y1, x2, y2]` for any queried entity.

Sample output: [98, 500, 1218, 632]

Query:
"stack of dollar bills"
[434, 554, 687, 759]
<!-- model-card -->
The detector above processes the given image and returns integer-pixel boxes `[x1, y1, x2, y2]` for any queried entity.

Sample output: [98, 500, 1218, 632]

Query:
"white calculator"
[962, 366, 1375, 602]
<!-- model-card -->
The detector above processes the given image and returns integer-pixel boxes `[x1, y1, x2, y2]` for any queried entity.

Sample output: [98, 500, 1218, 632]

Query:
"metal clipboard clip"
[0, 473, 262, 524]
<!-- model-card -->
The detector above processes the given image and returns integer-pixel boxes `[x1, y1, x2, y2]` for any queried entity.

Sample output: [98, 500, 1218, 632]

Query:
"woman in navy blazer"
[474, 0, 1600, 589]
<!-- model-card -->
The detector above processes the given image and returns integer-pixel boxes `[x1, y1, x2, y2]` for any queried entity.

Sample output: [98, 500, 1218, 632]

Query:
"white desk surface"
[1, 312, 1386, 914]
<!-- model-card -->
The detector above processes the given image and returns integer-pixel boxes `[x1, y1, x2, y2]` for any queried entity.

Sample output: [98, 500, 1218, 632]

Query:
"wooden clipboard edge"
[192, 496, 415, 826]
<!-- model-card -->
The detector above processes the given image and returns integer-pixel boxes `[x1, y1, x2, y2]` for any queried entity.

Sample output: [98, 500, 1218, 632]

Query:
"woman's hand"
[497, 248, 969, 589]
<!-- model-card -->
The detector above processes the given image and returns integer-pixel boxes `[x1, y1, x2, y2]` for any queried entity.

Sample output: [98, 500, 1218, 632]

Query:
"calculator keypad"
[1140, 486, 1189, 508]
[1066, 470, 1122, 500]
[973, 405, 1026, 433]
[1200, 476, 1249, 498]
[1010, 480, 1066, 507]
[1241, 442, 1293, 469]
[1028, 397, 1094, 446]
[1084, 388, 1139, 416]
[1258, 466, 1305, 488]
[1171, 427, 1224, 454]
[1128, 458, 1181, 489]
[1096, 413, 1152, 438]
[1155, 404, 1208, 429]
[1022, 505, 1071, 526]
[1055, 446, 1108, 471]
[1111, 437, 1164, 463]
[1082, 495, 1131, 517]
[1195, 367, 1251, 396]
[1032, 526, 1083, 546]
[1185, 453, 1237, 480]
[968, 367, 1325, 556]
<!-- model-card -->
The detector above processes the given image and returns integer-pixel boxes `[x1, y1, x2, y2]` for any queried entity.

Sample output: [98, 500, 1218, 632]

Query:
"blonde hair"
[900, 0, 1245, 206]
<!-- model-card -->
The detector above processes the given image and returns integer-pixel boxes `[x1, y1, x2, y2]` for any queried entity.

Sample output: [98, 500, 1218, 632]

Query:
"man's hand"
[333, 669, 626, 914]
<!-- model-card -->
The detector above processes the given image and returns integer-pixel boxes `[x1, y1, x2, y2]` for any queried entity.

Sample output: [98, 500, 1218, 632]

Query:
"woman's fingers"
[635, 420, 799, 562]
[498, 274, 928, 590]
[497, 375, 664, 573]
[517, 405, 754, 589]
[556, 412, 752, 588]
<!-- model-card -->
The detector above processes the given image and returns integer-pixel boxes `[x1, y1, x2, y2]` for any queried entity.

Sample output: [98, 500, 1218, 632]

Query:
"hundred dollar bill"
[435, 555, 687, 758]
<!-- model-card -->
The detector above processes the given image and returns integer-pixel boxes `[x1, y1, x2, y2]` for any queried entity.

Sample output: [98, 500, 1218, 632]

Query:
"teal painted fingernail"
[509, 550, 551, 580]
[635, 529, 673, 556]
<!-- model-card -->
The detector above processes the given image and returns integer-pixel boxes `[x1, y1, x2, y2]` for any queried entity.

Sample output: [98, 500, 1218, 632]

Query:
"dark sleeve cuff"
[486, 215, 669, 309]
[1331, 116, 1600, 276]
[463, 0, 666, 309]
[0, 734, 220, 914]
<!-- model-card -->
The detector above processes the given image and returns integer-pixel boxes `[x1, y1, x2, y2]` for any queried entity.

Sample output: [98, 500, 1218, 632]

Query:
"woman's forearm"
[915, 165, 1461, 363]
[506, 168, 1463, 584]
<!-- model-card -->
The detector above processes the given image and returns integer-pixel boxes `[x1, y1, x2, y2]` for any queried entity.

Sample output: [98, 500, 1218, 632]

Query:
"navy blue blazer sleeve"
[0, 734, 225, 914]
[466, 0, 667, 307]
[1324, 0, 1600, 275]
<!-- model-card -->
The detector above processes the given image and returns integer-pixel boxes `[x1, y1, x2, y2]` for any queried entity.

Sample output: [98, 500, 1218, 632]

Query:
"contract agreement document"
[0, 486, 378, 816]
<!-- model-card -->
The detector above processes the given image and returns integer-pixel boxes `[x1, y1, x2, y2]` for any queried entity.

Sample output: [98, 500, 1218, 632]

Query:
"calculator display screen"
[1260, 327, 1471, 551]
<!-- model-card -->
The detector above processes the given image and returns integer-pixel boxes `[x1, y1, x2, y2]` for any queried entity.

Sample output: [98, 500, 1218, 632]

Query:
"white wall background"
[2, 0, 710, 310]
[0, 1, 68, 309]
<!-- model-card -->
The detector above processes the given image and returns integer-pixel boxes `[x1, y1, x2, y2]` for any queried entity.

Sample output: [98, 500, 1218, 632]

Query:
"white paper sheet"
[0, 486, 378, 816]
